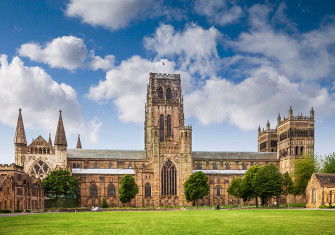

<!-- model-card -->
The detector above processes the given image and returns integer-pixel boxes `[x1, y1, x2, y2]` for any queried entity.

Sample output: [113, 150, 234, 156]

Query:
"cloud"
[0, 54, 101, 144]
[194, 0, 243, 26]
[185, 66, 335, 129]
[18, 36, 114, 71]
[66, 0, 162, 31]
[230, 4, 335, 81]
[144, 24, 221, 78]
[88, 56, 184, 123]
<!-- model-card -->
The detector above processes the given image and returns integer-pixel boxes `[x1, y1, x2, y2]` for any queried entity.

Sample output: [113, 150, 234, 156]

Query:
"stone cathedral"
[1, 72, 315, 209]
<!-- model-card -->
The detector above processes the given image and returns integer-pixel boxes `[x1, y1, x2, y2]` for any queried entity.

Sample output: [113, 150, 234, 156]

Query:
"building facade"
[2, 72, 315, 208]
[306, 173, 335, 208]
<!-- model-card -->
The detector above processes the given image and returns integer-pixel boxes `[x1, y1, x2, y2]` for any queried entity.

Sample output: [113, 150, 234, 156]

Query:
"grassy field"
[1, 209, 334, 234]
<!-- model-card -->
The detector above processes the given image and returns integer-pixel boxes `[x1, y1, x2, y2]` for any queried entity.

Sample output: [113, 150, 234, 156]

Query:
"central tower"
[144, 73, 192, 206]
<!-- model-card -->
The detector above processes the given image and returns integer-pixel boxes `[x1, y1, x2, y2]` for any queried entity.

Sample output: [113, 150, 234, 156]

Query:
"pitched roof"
[314, 173, 335, 187]
[67, 149, 146, 160]
[72, 168, 135, 175]
[14, 108, 27, 145]
[54, 110, 67, 146]
[192, 151, 277, 161]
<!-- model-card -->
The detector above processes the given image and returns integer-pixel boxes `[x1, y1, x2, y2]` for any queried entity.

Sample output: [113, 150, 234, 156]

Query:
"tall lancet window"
[159, 114, 164, 142]
[166, 88, 172, 100]
[166, 115, 172, 138]
[161, 160, 177, 195]
[158, 87, 164, 99]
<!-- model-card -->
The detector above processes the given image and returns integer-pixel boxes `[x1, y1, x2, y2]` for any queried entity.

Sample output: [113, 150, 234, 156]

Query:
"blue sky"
[0, 0, 335, 163]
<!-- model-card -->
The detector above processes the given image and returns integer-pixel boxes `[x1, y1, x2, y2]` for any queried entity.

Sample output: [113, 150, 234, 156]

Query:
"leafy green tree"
[184, 171, 209, 207]
[321, 153, 335, 173]
[242, 165, 261, 207]
[293, 154, 317, 195]
[254, 164, 282, 206]
[227, 177, 242, 199]
[42, 170, 80, 206]
[281, 172, 294, 196]
[119, 175, 138, 205]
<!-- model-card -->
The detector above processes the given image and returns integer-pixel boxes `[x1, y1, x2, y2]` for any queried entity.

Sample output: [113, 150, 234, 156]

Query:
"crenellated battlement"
[150, 72, 180, 79]
[0, 163, 23, 171]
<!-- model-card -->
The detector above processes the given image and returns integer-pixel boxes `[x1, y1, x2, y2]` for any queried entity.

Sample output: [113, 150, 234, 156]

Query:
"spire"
[277, 113, 281, 124]
[54, 110, 67, 146]
[14, 108, 27, 145]
[76, 134, 82, 149]
[288, 105, 293, 119]
[310, 107, 314, 120]
[266, 120, 270, 131]
[258, 125, 261, 134]
[48, 133, 53, 146]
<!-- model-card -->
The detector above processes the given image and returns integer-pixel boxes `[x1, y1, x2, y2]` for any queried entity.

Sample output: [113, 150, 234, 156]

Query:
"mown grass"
[0, 209, 334, 234]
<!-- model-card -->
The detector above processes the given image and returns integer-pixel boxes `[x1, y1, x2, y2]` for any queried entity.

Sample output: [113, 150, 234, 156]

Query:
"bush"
[0, 209, 12, 213]
[14, 210, 22, 213]
[319, 205, 335, 209]
[101, 199, 109, 208]
[26, 210, 30, 212]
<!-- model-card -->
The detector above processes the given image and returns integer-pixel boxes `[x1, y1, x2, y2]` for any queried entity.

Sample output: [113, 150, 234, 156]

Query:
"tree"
[119, 175, 138, 205]
[254, 164, 282, 206]
[281, 172, 294, 196]
[184, 171, 209, 207]
[242, 165, 261, 207]
[227, 177, 243, 203]
[321, 153, 335, 173]
[293, 154, 317, 195]
[42, 170, 80, 206]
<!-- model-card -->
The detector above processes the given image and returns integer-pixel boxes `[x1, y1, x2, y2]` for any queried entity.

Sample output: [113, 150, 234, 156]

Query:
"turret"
[310, 107, 314, 120]
[54, 110, 67, 151]
[180, 125, 192, 154]
[76, 134, 82, 149]
[48, 133, 52, 146]
[266, 120, 270, 131]
[277, 113, 281, 124]
[258, 125, 261, 135]
[14, 108, 27, 166]
[288, 106, 293, 119]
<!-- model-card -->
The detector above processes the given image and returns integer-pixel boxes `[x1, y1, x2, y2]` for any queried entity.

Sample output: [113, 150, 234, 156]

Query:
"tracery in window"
[107, 184, 116, 197]
[166, 88, 172, 99]
[90, 184, 98, 197]
[161, 160, 177, 195]
[158, 87, 163, 99]
[145, 183, 151, 197]
[30, 160, 50, 179]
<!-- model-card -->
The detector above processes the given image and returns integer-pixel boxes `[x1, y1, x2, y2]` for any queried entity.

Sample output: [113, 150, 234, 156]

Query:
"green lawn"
[1, 209, 334, 234]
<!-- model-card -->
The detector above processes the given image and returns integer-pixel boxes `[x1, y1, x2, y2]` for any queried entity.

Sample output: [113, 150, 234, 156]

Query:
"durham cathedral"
[0, 73, 315, 210]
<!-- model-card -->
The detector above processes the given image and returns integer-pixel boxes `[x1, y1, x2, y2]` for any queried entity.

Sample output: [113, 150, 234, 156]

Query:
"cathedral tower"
[258, 120, 278, 152]
[144, 73, 192, 206]
[14, 108, 27, 166]
[277, 107, 315, 173]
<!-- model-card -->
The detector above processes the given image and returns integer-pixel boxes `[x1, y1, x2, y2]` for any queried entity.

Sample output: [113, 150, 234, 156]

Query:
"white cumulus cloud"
[18, 36, 114, 71]
[66, 0, 161, 31]
[0, 54, 101, 144]
[194, 0, 243, 26]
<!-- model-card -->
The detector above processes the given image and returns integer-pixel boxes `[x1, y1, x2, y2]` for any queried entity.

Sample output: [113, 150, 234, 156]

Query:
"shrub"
[0, 209, 12, 213]
[101, 198, 109, 208]
[14, 210, 22, 213]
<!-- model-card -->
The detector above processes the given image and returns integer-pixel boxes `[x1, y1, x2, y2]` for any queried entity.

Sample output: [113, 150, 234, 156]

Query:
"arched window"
[161, 160, 177, 195]
[94, 161, 98, 168]
[300, 146, 304, 155]
[158, 87, 163, 99]
[196, 162, 202, 170]
[166, 115, 172, 138]
[166, 88, 172, 99]
[159, 114, 164, 142]
[216, 186, 221, 196]
[90, 184, 98, 197]
[107, 184, 116, 197]
[145, 183, 151, 197]
[225, 162, 230, 170]
[30, 160, 50, 179]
